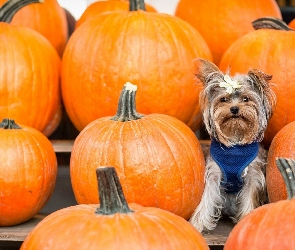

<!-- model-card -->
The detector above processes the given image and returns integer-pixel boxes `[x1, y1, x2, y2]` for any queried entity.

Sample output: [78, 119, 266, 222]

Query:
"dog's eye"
[243, 96, 250, 102]
[220, 97, 228, 102]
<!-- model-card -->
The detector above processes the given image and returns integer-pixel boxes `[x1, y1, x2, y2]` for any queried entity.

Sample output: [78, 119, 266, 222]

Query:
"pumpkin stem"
[276, 158, 295, 199]
[0, 118, 21, 129]
[0, 0, 43, 23]
[252, 17, 293, 31]
[111, 82, 144, 122]
[129, 0, 146, 11]
[96, 166, 133, 215]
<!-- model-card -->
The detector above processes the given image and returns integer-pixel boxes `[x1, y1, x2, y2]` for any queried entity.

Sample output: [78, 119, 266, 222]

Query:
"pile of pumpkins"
[1, 0, 295, 248]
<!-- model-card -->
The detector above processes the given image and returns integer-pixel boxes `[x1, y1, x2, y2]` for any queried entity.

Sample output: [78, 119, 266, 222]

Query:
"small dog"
[189, 58, 276, 233]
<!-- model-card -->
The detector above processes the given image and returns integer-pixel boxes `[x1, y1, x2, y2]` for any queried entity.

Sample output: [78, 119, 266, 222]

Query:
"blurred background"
[58, 0, 181, 19]
[57, 0, 295, 28]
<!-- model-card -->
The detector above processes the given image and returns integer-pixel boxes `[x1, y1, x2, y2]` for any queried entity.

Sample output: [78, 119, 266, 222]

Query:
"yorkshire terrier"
[189, 58, 276, 233]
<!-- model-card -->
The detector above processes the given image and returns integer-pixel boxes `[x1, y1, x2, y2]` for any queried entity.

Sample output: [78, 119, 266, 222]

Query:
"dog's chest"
[210, 140, 259, 193]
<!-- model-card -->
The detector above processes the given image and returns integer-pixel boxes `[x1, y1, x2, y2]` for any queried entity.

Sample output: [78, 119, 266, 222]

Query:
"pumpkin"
[224, 158, 295, 250]
[61, 0, 212, 133]
[21, 166, 209, 250]
[289, 18, 295, 29]
[0, 0, 68, 57]
[0, 118, 57, 226]
[266, 121, 295, 202]
[219, 17, 295, 147]
[174, 0, 281, 65]
[0, 0, 62, 137]
[70, 82, 205, 220]
[76, 0, 157, 29]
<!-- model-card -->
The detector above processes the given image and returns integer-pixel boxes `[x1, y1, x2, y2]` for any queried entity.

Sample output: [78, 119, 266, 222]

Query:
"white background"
[57, 0, 180, 19]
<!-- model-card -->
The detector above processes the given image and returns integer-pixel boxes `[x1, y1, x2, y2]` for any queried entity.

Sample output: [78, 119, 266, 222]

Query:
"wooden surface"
[50, 139, 211, 153]
[51, 140, 74, 153]
[0, 214, 45, 242]
[0, 214, 234, 245]
[203, 218, 234, 245]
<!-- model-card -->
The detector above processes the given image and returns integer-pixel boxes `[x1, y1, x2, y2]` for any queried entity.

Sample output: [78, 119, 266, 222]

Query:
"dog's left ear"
[194, 58, 224, 86]
[248, 69, 276, 120]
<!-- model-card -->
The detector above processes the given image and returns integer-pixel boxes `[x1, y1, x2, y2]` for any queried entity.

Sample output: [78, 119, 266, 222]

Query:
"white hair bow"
[219, 75, 242, 94]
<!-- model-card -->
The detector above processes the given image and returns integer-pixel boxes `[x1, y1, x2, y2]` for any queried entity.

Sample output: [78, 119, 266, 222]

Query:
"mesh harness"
[210, 139, 259, 193]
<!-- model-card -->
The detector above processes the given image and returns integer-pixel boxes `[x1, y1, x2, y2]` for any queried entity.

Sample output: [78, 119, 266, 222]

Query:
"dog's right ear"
[194, 58, 224, 86]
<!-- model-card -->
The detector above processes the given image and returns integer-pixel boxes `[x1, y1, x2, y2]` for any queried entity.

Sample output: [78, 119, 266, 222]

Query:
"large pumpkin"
[219, 17, 295, 147]
[21, 167, 209, 250]
[0, 118, 57, 226]
[0, 0, 68, 57]
[174, 0, 281, 65]
[0, 0, 62, 136]
[224, 158, 295, 249]
[61, 0, 212, 132]
[70, 82, 205, 220]
[266, 121, 295, 202]
[76, 0, 157, 28]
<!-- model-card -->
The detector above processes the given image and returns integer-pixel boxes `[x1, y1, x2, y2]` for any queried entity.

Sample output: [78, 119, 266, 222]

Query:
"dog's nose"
[230, 106, 239, 114]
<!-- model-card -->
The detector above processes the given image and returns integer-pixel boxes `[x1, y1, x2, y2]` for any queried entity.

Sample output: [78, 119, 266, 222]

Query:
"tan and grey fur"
[189, 59, 276, 233]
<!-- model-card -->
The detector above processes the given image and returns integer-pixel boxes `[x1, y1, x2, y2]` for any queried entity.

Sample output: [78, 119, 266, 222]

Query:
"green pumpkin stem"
[111, 82, 144, 122]
[0, 118, 21, 129]
[129, 0, 146, 11]
[0, 0, 43, 23]
[252, 17, 293, 31]
[276, 158, 295, 199]
[96, 167, 133, 215]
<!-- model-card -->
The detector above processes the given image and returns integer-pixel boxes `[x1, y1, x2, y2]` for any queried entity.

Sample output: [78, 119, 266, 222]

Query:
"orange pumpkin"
[224, 158, 295, 249]
[0, 0, 62, 136]
[266, 121, 295, 202]
[174, 0, 281, 65]
[0, 0, 68, 57]
[61, 0, 212, 132]
[21, 167, 209, 250]
[289, 18, 295, 29]
[219, 17, 295, 147]
[70, 82, 205, 220]
[76, 0, 157, 28]
[0, 118, 57, 226]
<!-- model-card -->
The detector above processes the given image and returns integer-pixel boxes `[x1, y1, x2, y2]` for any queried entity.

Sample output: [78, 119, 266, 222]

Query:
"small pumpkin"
[224, 158, 295, 250]
[61, 0, 212, 132]
[21, 166, 209, 250]
[219, 17, 295, 147]
[70, 82, 205, 220]
[0, 0, 62, 137]
[174, 0, 281, 65]
[0, 118, 57, 226]
[266, 121, 295, 202]
[76, 0, 157, 29]
[0, 0, 68, 57]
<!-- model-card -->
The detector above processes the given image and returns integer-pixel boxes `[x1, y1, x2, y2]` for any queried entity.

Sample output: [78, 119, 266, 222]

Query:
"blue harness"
[210, 140, 259, 193]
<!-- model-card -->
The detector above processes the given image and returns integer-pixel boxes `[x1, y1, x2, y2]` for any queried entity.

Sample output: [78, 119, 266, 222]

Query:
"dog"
[189, 58, 276, 233]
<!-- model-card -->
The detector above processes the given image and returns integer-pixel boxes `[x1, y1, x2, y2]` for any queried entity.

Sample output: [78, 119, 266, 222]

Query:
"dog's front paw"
[189, 209, 219, 233]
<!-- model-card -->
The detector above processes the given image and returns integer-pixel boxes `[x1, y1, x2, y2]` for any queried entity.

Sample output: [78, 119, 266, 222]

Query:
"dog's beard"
[211, 105, 260, 146]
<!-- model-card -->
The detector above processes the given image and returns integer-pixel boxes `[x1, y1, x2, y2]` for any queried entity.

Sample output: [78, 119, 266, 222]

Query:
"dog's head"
[195, 58, 276, 147]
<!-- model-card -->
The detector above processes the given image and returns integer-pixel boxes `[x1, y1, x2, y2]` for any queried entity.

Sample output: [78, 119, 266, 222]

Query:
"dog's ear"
[247, 69, 276, 120]
[194, 58, 224, 86]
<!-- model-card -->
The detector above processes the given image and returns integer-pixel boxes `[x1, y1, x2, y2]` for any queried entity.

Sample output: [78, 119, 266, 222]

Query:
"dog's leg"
[235, 160, 266, 222]
[189, 158, 224, 232]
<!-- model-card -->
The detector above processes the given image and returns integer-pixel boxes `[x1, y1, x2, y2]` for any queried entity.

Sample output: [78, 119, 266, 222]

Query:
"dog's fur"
[189, 59, 276, 233]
